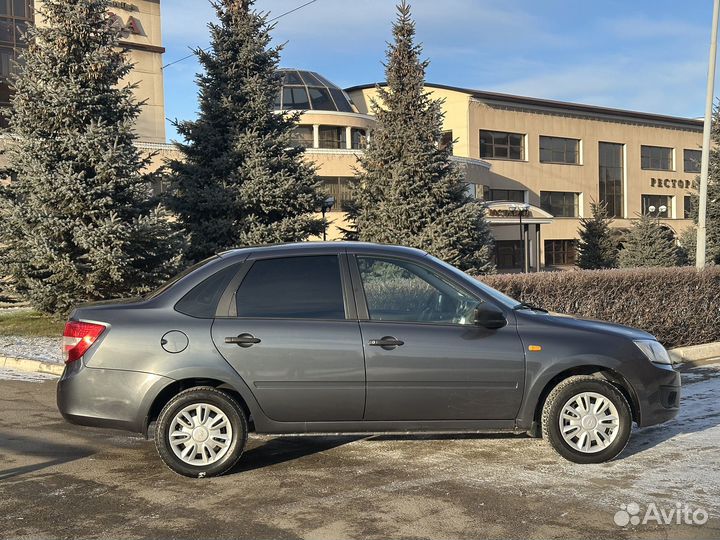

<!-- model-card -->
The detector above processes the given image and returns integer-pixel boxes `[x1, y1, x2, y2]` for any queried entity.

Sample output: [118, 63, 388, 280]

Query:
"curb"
[669, 342, 720, 366]
[0, 356, 64, 376]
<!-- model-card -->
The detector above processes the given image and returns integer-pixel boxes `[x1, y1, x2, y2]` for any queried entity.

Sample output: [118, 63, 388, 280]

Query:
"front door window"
[357, 257, 477, 325]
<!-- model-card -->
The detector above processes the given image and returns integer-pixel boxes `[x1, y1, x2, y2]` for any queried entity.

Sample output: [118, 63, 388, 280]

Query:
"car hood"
[530, 310, 656, 341]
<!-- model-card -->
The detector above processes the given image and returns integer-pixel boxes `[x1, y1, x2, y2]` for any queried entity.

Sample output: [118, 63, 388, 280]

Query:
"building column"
[345, 126, 353, 149]
[535, 224, 542, 272]
[313, 125, 320, 149]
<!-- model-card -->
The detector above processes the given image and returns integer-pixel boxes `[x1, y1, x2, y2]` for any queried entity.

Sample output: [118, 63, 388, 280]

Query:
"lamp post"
[697, 0, 720, 268]
[320, 196, 336, 242]
[647, 204, 668, 223]
[510, 203, 531, 273]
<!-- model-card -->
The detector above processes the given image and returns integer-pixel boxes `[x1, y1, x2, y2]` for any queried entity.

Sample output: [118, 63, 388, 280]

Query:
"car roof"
[219, 242, 427, 259]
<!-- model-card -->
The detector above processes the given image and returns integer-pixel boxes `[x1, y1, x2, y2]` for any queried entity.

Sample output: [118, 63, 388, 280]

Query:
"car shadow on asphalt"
[230, 435, 364, 474]
[0, 431, 94, 481]
[229, 432, 528, 474]
[622, 414, 720, 458]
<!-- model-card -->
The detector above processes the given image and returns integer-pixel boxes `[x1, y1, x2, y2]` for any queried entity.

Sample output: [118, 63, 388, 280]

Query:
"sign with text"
[109, 1, 139, 11]
[650, 178, 693, 190]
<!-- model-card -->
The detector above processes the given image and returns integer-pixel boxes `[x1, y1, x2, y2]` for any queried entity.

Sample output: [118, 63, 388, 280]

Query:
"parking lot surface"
[0, 365, 718, 539]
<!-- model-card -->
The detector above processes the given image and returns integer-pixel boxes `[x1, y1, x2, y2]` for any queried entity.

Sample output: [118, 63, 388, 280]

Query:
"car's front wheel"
[542, 375, 632, 464]
[155, 386, 248, 477]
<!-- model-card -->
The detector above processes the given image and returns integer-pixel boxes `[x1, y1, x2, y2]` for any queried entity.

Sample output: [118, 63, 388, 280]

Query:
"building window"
[641, 194, 671, 218]
[281, 86, 310, 110]
[480, 130, 524, 160]
[494, 241, 522, 269]
[321, 177, 354, 211]
[544, 240, 576, 266]
[540, 191, 579, 217]
[351, 128, 367, 150]
[318, 125, 346, 149]
[684, 149, 701, 173]
[539, 136, 579, 164]
[487, 189, 525, 203]
[290, 125, 314, 148]
[641, 145, 673, 171]
[439, 130, 453, 153]
[599, 142, 624, 218]
[684, 195, 695, 219]
[0, 0, 32, 124]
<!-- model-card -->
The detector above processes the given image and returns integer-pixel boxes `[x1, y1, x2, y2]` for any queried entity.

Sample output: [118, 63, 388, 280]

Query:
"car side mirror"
[473, 302, 507, 330]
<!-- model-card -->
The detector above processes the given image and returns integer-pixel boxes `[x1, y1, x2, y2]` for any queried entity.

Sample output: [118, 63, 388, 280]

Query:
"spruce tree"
[344, 1, 494, 273]
[678, 226, 697, 266]
[167, 0, 324, 262]
[687, 103, 720, 264]
[618, 215, 680, 268]
[576, 201, 618, 269]
[0, 0, 181, 315]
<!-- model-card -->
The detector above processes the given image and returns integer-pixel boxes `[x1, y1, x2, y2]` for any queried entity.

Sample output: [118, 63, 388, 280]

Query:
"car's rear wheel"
[155, 386, 247, 477]
[542, 375, 632, 464]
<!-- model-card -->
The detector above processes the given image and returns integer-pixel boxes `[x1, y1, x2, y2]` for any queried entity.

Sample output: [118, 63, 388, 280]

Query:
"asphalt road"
[0, 365, 719, 540]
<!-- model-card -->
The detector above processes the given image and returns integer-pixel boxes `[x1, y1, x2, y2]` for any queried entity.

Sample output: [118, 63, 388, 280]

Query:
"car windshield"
[425, 254, 520, 310]
[145, 256, 219, 300]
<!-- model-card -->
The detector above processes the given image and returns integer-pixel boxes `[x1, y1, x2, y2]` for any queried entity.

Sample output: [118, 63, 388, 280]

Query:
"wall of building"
[467, 99, 701, 240]
[34, 0, 167, 143]
[350, 84, 703, 268]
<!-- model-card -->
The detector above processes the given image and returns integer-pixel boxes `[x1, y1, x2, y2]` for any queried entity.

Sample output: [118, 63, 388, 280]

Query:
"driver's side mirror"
[473, 302, 507, 330]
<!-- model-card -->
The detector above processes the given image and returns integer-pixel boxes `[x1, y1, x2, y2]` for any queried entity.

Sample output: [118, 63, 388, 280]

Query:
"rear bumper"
[635, 363, 681, 427]
[57, 360, 171, 433]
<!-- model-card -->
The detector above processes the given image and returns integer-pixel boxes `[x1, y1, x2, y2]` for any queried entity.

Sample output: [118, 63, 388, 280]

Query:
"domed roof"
[274, 69, 356, 113]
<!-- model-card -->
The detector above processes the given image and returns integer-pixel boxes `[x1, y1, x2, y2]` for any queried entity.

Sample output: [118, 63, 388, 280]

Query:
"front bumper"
[57, 360, 171, 433]
[635, 363, 681, 427]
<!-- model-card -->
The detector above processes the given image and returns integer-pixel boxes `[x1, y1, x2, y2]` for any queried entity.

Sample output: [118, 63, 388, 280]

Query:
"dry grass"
[0, 309, 64, 337]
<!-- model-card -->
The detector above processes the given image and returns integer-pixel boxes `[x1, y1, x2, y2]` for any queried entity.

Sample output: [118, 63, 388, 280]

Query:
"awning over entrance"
[484, 201, 554, 225]
[483, 201, 555, 273]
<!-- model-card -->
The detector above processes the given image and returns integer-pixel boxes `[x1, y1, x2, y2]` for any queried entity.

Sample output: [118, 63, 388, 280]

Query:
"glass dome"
[274, 69, 356, 113]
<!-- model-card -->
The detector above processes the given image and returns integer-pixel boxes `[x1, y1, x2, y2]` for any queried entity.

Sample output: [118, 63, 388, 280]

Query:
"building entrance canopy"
[483, 201, 554, 273]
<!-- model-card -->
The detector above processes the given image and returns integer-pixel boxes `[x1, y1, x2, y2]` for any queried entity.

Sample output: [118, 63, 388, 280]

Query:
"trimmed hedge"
[482, 267, 720, 348]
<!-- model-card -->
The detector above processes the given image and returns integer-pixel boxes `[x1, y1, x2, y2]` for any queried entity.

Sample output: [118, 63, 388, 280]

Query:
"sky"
[160, 0, 717, 142]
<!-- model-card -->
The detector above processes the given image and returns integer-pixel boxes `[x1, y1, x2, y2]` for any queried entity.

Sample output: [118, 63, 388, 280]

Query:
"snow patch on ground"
[0, 368, 58, 382]
[0, 336, 63, 363]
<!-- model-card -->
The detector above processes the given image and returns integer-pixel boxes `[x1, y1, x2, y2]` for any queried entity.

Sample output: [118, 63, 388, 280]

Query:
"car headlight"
[634, 339, 671, 365]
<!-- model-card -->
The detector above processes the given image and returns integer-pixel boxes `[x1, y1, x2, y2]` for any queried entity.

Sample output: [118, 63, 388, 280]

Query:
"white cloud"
[487, 57, 709, 118]
[601, 16, 703, 41]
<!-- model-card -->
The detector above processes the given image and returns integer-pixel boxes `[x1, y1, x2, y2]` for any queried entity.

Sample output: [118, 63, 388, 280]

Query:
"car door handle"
[225, 333, 261, 348]
[368, 336, 405, 349]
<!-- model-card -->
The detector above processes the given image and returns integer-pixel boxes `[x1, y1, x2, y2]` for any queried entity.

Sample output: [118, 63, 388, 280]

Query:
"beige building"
[1, 0, 166, 143]
[344, 83, 703, 271]
[279, 73, 702, 271]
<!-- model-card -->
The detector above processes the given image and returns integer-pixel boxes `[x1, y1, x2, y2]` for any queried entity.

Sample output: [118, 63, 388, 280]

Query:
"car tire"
[155, 386, 248, 478]
[542, 375, 632, 464]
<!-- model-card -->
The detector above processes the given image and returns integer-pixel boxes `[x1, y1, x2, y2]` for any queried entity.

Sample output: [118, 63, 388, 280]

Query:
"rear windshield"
[145, 256, 219, 300]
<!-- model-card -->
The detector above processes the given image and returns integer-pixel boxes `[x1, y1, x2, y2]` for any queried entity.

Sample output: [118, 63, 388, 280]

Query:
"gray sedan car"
[57, 243, 680, 477]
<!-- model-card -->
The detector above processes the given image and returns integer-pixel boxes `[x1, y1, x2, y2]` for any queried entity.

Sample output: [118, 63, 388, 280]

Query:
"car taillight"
[63, 321, 106, 364]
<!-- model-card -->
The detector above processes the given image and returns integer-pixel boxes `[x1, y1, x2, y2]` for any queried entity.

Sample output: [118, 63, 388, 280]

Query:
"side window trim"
[216, 253, 355, 321]
[215, 261, 253, 318]
[348, 254, 370, 320]
[339, 252, 359, 320]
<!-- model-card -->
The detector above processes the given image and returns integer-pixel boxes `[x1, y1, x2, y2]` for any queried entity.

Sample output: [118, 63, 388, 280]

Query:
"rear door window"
[235, 256, 346, 320]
